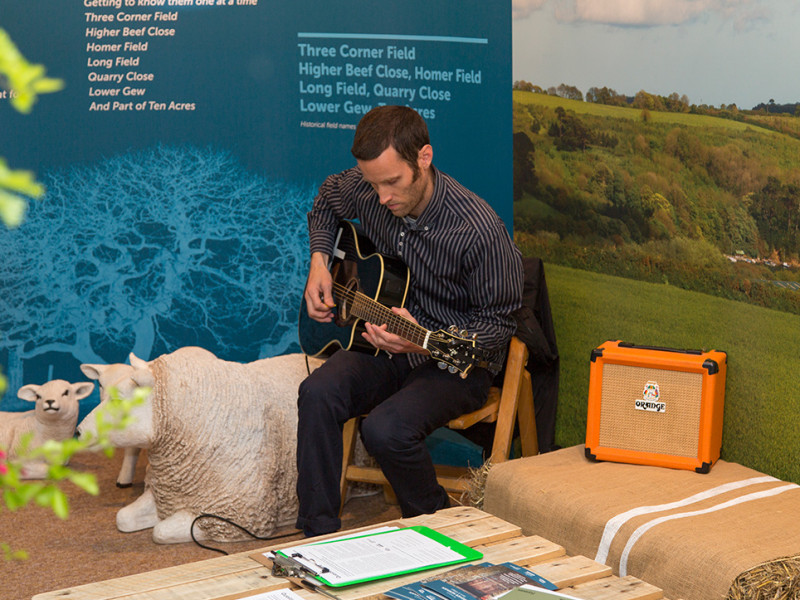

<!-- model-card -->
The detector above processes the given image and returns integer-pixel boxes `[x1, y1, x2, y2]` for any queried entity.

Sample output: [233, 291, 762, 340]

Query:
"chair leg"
[382, 486, 398, 505]
[488, 337, 528, 464]
[516, 371, 539, 457]
[340, 417, 359, 514]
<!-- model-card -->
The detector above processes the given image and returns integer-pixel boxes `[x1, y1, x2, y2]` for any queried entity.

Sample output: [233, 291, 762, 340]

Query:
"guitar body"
[298, 221, 411, 358]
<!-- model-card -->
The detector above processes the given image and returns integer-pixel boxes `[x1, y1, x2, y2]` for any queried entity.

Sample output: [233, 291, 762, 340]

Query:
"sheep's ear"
[17, 384, 41, 403]
[72, 382, 95, 401]
[129, 353, 149, 370]
[80, 363, 106, 381]
[131, 368, 155, 389]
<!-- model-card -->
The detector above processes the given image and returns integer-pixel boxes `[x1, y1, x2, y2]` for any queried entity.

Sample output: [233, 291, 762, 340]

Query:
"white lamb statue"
[77, 346, 321, 544]
[0, 380, 95, 478]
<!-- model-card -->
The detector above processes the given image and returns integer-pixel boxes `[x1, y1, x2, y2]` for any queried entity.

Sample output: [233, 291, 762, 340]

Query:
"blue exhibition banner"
[0, 0, 510, 413]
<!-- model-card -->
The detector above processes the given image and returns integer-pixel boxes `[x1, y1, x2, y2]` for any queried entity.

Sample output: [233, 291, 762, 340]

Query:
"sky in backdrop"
[512, 0, 799, 110]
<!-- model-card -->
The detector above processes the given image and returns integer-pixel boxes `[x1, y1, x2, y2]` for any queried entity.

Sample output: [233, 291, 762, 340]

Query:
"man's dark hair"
[351, 106, 430, 174]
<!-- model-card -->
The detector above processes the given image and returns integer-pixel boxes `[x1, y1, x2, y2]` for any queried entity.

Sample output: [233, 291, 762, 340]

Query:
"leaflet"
[276, 526, 482, 587]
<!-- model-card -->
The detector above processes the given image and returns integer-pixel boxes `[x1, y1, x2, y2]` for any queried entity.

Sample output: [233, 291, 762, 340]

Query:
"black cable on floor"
[190, 513, 301, 555]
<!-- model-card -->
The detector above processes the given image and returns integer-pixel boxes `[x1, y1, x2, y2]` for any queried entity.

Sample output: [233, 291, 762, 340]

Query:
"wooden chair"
[339, 336, 538, 512]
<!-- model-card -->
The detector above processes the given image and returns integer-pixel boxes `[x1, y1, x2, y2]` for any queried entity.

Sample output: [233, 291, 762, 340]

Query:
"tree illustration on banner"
[0, 145, 312, 403]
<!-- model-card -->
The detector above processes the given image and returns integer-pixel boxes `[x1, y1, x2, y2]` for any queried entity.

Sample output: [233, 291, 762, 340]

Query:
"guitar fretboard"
[332, 282, 429, 348]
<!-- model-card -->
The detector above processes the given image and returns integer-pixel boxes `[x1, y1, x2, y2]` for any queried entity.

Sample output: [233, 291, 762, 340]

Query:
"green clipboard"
[276, 525, 483, 587]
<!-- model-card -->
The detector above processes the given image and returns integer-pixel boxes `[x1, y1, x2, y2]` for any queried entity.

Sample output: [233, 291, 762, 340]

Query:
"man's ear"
[417, 144, 433, 170]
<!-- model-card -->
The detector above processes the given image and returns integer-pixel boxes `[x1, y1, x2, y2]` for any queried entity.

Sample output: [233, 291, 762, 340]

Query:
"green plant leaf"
[0, 190, 27, 228]
[50, 488, 70, 520]
[47, 464, 70, 481]
[3, 488, 21, 511]
[0, 27, 64, 115]
[2, 542, 29, 561]
[67, 472, 99, 496]
[3, 477, 43, 511]
[33, 485, 54, 508]
[0, 159, 45, 197]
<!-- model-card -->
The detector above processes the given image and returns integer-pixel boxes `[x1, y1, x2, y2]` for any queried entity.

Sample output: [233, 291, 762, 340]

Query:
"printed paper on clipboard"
[275, 525, 483, 587]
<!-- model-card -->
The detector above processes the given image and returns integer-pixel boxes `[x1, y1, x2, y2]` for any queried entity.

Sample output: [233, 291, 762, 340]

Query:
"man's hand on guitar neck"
[362, 307, 431, 356]
[304, 252, 336, 323]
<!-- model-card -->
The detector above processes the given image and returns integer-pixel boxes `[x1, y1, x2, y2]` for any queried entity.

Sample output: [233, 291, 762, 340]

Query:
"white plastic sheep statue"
[0, 380, 95, 478]
[77, 346, 322, 545]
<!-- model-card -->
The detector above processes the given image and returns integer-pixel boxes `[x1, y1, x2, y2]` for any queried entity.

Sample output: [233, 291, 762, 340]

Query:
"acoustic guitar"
[297, 221, 493, 378]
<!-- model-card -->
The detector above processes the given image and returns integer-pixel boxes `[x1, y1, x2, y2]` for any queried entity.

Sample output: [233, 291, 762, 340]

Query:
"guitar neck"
[333, 282, 430, 348]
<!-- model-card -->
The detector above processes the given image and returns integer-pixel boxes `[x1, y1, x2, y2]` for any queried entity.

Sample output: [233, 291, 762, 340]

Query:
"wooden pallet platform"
[33, 507, 664, 600]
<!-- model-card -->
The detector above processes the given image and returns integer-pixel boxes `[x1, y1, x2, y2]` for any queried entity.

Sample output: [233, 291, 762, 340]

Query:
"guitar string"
[332, 282, 430, 346]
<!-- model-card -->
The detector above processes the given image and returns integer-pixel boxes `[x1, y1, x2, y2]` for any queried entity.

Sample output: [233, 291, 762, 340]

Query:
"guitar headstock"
[427, 326, 484, 379]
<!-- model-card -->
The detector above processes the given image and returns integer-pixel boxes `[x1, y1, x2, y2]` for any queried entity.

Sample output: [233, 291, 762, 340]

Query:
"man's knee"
[360, 413, 413, 458]
[297, 371, 342, 430]
[298, 370, 323, 402]
[297, 365, 357, 426]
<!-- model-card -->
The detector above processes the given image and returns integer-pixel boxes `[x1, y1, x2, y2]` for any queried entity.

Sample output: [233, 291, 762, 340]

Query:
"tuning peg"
[437, 362, 448, 370]
[460, 329, 469, 337]
[447, 365, 457, 374]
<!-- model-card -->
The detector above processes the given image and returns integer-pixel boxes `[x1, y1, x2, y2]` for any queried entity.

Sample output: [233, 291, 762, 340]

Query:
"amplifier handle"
[617, 341, 703, 355]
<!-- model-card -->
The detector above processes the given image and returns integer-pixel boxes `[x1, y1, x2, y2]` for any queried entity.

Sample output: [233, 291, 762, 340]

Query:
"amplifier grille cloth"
[598, 363, 702, 457]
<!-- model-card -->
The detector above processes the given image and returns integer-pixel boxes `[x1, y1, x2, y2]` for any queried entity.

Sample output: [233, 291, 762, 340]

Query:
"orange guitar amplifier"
[585, 341, 727, 473]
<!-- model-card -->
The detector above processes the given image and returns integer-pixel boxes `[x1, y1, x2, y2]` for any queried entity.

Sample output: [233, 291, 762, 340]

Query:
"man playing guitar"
[297, 105, 523, 537]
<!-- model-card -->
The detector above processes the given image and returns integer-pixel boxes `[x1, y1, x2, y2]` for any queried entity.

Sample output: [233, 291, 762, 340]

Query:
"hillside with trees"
[512, 87, 800, 315]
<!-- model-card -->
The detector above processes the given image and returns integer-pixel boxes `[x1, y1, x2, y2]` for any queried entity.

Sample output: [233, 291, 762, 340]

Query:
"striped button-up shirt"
[307, 164, 523, 374]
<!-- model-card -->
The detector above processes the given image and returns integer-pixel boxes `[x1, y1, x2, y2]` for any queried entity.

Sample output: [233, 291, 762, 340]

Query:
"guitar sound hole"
[334, 278, 360, 327]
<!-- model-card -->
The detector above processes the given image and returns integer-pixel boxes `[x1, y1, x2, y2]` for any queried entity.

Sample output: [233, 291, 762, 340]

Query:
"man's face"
[357, 145, 433, 218]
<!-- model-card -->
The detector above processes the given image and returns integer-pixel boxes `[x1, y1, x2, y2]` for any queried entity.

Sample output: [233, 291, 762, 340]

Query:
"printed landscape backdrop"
[0, 0, 509, 418]
[2, 0, 800, 482]
[511, 0, 800, 481]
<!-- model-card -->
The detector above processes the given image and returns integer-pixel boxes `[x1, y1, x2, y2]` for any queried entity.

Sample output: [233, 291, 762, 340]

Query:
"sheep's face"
[17, 380, 95, 424]
[88, 363, 140, 403]
[78, 359, 154, 449]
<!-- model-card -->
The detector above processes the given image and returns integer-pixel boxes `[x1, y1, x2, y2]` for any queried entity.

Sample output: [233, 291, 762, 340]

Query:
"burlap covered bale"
[483, 445, 800, 600]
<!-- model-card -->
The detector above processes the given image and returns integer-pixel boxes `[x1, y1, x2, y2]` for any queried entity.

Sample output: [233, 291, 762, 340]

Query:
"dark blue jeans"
[295, 350, 492, 537]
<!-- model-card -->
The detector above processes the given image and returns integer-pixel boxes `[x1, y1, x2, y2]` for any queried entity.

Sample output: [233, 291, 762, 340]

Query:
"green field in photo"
[543, 262, 800, 483]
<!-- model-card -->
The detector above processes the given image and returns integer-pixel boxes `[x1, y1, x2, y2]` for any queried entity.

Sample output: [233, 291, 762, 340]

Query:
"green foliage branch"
[0, 26, 125, 562]
[0, 27, 64, 227]
[0, 387, 148, 561]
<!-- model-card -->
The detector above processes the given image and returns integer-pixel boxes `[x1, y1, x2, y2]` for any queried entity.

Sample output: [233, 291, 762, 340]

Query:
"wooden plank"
[32, 554, 275, 600]
[478, 535, 565, 565]
[113, 572, 290, 600]
[518, 555, 612, 589]
[448, 388, 501, 428]
[344, 465, 391, 485]
[344, 466, 473, 492]
[400, 506, 494, 529]
[565, 575, 664, 600]
[33, 568, 280, 600]
[436, 514, 522, 546]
